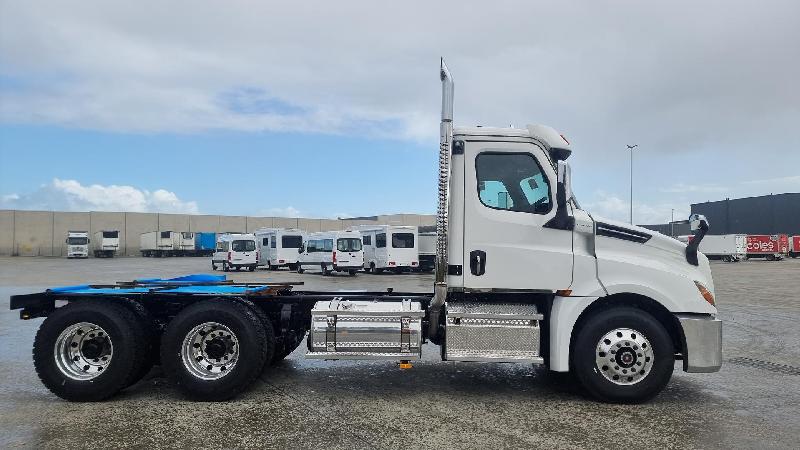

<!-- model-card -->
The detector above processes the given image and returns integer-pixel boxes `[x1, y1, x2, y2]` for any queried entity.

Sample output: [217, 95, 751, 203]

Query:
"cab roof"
[454, 124, 572, 160]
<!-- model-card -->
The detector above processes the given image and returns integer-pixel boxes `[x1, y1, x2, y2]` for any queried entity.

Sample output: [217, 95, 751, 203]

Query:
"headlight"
[694, 281, 715, 306]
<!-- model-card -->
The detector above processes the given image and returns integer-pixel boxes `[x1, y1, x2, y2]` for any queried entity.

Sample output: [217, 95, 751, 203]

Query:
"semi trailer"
[745, 234, 786, 260]
[677, 234, 746, 262]
[92, 230, 120, 258]
[790, 235, 800, 258]
[10, 60, 722, 404]
[192, 232, 217, 257]
[140, 231, 177, 257]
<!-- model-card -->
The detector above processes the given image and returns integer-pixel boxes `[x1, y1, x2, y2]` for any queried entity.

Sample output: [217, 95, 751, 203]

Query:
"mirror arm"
[685, 220, 709, 266]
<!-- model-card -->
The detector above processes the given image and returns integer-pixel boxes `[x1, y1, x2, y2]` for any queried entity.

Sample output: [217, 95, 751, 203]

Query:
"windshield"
[67, 237, 88, 245]
[102, 231, 118, 238]
[337, 238, 362, 252]
[392, 233, 415, 248]
[282, 235, 303, 248]
[231, 240, 256, 252]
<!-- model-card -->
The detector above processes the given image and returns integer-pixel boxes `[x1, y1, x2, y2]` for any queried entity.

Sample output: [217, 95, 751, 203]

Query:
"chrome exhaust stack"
[429, 58, 454, 340]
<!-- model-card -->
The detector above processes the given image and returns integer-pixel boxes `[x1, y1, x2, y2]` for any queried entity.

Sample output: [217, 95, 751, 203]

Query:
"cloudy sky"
[1, 1, 798, 224]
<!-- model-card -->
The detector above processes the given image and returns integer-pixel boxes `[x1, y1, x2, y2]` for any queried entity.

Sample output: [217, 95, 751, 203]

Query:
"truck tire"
[349, 270, 357, 276]
[160, 299, 269, 401]
[248, 265, 255, 272]
[32, 301, 149, 401]
[234, 298, 276, 371]
[122, 300, 159, 388]
[571, 306, 674, 404]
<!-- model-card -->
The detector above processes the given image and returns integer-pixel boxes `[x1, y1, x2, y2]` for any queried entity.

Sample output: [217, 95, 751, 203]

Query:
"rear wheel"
[223, 262, 230, 272]
[349, 270, 357, 276]
[571, 307, 674, 404]
[248, 265, 256, 272]
[296, 264, 304, 274]
[33, 301, 149, 401]
[160, 299, 270, 401]
[321, 264, 331, 276]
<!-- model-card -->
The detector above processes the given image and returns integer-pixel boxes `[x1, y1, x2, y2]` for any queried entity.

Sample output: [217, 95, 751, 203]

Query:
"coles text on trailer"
[10, 60, 722, 405]
[65, 231, 89, 258]
[92, 231, 120, 258]
[255, 228, 304, 270]
[297, 230, 363, 276]
[745, 234, 788, 260]
[140, 231, 177, 257]
[212, 233, 258, 272]
[352, 225, 419, 273]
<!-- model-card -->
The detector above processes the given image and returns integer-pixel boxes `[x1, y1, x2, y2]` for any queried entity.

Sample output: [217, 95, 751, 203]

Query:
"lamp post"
[627, 144, 638, 224]
[671, 208, 675, 237]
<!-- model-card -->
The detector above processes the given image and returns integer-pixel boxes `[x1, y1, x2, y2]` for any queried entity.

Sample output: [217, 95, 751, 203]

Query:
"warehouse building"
[641, 193, 799, 237]
[0, 210, 435, 257]
[691, 193, 800, 236]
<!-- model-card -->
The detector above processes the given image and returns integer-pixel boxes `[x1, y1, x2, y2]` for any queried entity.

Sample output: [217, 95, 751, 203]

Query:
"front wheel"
[248, 265, 255, 272]
[571, 307, 674, 404]
[296, 264, 304, 274]
[211, 261, 218, 271]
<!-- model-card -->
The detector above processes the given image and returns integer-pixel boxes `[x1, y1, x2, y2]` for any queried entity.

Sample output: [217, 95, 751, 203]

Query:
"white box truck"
[140, 231, 177, 257]
[92, 230, 120, 258]
[351, 225, 419, 273]
[255, 228, 305, 270]
[65, 231, 89, 258]
[12, 60, 722, 405]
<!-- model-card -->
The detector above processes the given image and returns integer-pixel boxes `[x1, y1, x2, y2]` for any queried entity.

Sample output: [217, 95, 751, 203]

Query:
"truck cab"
[65, 231, 89, 258]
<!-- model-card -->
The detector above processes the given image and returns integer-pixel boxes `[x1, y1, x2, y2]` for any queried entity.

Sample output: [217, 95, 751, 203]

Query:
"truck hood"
[592, 216, 715, 294]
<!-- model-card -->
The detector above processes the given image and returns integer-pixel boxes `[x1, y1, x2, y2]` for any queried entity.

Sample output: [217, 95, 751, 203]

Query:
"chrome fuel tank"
[307, 298, 424, 360]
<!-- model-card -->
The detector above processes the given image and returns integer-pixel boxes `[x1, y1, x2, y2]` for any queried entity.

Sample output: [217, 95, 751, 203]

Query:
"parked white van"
[297, 230, 363, 276]
[255, 228, 305, 270]
[351, 225, 419, 273]
[212, 233, 259, 272]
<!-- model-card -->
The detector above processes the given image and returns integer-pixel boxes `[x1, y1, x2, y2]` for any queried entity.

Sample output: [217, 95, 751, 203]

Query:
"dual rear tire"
[34, 298, 277, 402]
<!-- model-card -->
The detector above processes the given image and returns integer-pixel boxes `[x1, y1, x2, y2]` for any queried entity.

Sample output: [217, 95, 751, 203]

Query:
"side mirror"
[557, 160, 573, 204]
[689, 214, 709, 232]
[544, 161, 575, 230]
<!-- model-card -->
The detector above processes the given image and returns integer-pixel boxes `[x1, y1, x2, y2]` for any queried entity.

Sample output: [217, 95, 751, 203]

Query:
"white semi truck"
[11, 61, 721, 404]
[92, 230, 120, 258]
[65, 231, 89, 258]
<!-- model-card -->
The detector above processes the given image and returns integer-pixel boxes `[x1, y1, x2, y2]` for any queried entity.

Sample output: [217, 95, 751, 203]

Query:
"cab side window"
[476, 152, 551, 214]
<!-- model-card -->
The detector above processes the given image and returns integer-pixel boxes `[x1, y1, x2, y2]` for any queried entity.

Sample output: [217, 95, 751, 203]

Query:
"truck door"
[462, 141, 573, 291]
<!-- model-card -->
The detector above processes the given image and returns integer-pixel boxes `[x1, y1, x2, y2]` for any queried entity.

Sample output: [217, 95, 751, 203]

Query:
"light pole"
[671, 208, 675, 237]
[627, 144, 638, 224]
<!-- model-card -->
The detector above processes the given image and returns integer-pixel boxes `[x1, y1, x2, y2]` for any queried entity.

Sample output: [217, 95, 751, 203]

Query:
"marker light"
[694, 281, 715, 306]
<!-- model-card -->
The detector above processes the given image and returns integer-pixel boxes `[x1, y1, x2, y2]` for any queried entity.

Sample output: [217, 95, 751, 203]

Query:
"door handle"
[469, 250, 486, 276]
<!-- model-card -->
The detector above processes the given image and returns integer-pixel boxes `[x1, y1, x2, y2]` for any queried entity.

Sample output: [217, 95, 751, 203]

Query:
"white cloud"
[0, 178, 199, 213]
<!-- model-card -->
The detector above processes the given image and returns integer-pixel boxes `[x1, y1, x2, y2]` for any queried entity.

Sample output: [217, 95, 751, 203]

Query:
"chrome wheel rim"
[54, 322, 113, 380]
[181, 322, 239, 380]
[595, 327, 654, 385]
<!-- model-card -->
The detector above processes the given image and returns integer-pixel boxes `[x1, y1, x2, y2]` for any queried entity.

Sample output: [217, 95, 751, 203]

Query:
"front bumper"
[676, 314, 722, 373]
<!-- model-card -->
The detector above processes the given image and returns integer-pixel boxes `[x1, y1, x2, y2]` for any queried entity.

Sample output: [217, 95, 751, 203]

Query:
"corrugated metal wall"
[691, 193, 800, 235]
